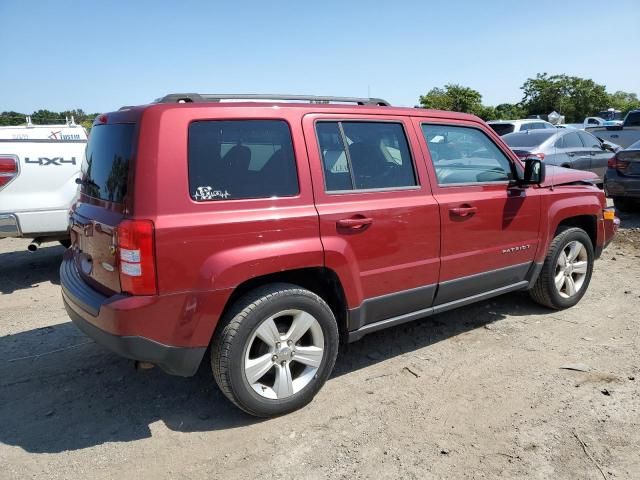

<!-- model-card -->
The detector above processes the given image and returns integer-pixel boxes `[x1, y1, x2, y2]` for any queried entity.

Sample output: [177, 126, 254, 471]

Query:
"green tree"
[520, 73, 609, 122]
[494, 103, 527, 120]
[607, 91, 640, 114]
[419, 84, 484, 116]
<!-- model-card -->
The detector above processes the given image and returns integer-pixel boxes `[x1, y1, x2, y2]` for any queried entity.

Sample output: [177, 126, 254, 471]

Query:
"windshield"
[503, 131, 556, 148]
[82, 124, 135, 203]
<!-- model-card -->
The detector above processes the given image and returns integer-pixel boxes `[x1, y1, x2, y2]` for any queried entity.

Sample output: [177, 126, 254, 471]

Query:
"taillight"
[0, 156, 18, 189]
[116, 219, 157, 295]
[530, 152, 545, 161]
[608, 153, 630, 172]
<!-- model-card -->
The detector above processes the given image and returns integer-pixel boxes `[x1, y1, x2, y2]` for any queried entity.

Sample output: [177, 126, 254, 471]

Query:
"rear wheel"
[59, 239, 71, 248]
[211, 283, 339, 417]
[530, 227, 594, 309]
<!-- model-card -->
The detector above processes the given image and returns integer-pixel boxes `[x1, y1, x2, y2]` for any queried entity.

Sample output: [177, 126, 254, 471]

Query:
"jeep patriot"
[61, 93, 618, 416]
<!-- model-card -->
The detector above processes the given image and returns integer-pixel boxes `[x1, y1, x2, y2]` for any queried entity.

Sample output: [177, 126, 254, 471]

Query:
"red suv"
[61, 94, 618, 417]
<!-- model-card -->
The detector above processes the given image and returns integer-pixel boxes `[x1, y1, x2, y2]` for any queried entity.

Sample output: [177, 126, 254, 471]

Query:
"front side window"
[316, 121, 417, 191]
[578, 131, 601, 148]
[562, 132, 583, 149]
[422, 124, 514, 185]
[188, 120, 298, 201]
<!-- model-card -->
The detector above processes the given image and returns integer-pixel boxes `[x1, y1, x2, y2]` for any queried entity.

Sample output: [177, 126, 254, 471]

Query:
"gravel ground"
[1, 214, 639, 480]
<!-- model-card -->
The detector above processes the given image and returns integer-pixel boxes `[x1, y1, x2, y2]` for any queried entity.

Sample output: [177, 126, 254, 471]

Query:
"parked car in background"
[584, 117, 606, 127]
[502, 129, 615, 183]
[488, 119, 556, 136]
[604, 139, 640, 212]
[597, 109, 623, 122]
[60, 93, 617, 417]
[587, 110, 640, 148]
[0, 118, 87, 250]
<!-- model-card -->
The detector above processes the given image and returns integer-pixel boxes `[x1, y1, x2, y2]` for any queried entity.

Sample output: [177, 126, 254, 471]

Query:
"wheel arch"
[215, 267, 350, 340]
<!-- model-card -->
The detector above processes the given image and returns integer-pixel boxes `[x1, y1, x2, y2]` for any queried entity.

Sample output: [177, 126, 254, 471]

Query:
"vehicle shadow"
[0, 244, 65, 294]
[0, 291, 552, 454]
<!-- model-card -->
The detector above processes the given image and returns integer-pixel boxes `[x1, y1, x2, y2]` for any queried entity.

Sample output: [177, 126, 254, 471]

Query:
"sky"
[1, 0, 639, 113]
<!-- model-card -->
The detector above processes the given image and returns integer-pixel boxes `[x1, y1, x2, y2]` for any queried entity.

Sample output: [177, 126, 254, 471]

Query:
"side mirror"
[520, 157, 545, 185]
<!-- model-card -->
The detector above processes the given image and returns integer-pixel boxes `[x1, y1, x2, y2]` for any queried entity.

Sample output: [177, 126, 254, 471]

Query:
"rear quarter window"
[188, 120, 299, 201]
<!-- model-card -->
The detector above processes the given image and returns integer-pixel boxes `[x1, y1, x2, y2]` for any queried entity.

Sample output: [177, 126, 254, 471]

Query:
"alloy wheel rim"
[554, 240, 588, 299]
[244, 309, 324, 400]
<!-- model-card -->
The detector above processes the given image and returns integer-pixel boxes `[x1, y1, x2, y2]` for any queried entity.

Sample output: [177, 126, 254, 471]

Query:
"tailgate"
[69, 122, 136, 295]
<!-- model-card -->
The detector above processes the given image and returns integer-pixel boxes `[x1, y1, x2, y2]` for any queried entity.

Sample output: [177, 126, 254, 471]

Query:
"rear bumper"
[60, 252, 206, 376]
[605, 170, 640, 198]
[0, 209, 71, 237]
[0, 214, 21, 237]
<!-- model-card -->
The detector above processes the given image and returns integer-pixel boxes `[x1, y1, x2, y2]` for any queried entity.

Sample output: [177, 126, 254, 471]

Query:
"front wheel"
[529, 227, 594, 309]
[211, 283, 339, 417]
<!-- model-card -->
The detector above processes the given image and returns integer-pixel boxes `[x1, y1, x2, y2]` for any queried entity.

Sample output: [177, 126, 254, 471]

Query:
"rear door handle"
[336, 217, 373, 229]
[449, 206, 478, 217]
[568, 152, 575, 157]
[590, 151, 596, 156]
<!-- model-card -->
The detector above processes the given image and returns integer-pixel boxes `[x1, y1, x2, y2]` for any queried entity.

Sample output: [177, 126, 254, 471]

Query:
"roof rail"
[154, 93, 391, 106]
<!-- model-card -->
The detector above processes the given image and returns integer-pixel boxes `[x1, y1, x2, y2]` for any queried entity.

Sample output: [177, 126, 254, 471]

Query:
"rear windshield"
[488, 123, 515, 136]
[188, 120, 299, 201]
[82, 124, 135, 203]
[503, 131, 555, 148]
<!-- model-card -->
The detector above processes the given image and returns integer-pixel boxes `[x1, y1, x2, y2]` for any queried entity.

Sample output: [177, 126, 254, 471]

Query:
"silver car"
[502, 129, 617, 183]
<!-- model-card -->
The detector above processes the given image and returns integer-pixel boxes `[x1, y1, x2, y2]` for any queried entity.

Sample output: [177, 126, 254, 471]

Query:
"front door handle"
[337, 217, 373, 229]
[568, 152, 575, 157]
[590, 151, 596, 156]
[449, 206, 478, 217]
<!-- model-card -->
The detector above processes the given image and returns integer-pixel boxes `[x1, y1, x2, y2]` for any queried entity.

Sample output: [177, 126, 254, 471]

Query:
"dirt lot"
[1, 216, 639, 480]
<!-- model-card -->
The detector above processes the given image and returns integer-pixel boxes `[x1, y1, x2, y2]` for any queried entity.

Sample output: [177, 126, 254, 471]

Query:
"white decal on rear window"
[194, 186, 231, 200]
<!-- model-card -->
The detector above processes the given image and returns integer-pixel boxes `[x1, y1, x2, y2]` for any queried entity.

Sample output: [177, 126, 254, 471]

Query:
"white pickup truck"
[0, 118, 87, 250]
[587, 110, 640, 149]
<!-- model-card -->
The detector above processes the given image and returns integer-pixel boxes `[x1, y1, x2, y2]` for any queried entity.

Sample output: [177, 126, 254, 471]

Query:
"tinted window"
[489, 123, 515, 136]
[422, 124, 513, 185]
[626, 112, 640, 127]
[82, 123, 135, 203]
[503, 131, 556, 148]
[317, 121, 417, 191]
[578, 131, 601, 148]
[562, 132, 583, 148]
[188, 120, 298, 201]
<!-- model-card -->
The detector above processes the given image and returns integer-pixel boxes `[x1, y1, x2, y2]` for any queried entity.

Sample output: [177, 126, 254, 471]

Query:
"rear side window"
[316, 121, 417, 191]
[488, 123, 515, 136]
[422, 124, 513, 185]
[82, 124, 135, 203]
[188, 120, 298, 201]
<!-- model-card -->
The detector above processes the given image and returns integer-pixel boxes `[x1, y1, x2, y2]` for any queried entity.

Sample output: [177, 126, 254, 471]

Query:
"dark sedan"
[502, 129, 616, 183]
[604, 139, 640, 212]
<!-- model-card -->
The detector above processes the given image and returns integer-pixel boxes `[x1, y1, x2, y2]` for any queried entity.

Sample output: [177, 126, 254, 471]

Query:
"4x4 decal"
[25, 157, 77, 166]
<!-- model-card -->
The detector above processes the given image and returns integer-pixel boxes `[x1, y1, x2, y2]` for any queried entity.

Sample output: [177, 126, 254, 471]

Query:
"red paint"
[65, 102, 617, 348]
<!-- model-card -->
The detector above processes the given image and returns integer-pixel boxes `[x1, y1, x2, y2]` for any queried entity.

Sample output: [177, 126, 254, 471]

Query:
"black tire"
[529, 227, 594, 309]
[59, 239, 71, 248]
[613, 197, 635, 213]
[211, 283, 339, 417]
